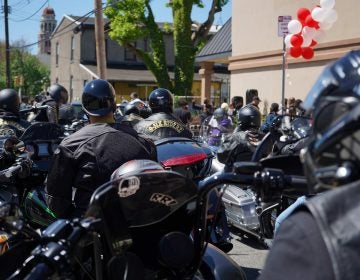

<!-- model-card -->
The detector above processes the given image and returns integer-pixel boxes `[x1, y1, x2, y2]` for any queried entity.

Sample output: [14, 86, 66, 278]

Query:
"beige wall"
[230, 0, 360, 112]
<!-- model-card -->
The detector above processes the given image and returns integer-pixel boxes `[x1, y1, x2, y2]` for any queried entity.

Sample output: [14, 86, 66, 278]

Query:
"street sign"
[278, 16, 292, 37]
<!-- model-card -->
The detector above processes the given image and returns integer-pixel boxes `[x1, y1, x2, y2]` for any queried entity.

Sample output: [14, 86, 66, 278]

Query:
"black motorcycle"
[5, 160, 247, 280]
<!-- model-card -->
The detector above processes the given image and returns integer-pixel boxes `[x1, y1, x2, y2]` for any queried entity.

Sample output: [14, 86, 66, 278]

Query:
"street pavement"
[228, 228, 269, 280]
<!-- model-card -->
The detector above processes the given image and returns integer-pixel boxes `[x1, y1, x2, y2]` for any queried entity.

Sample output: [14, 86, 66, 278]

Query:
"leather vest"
[133, 112, 193, 139]
[304, 182, 360, 280]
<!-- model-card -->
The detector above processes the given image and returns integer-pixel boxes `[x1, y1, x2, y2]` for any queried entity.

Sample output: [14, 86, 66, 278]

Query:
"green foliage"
[0, 41, 50, 97]
[105, 0, 229, 96]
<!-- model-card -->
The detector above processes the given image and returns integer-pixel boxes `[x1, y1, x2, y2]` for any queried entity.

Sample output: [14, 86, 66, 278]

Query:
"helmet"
[213, 108, 226, 120]
[237, 105, 261, 131]
[47, 84, 68, 104]
[148, 88, 173, 114]
[301, 50, 360, 193]
[0, 88, 20, 115]
[123, 103, 140, 116]
[82, 79, 116, 117]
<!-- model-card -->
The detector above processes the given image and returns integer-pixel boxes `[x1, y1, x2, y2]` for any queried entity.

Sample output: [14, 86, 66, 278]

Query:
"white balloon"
[319, 20, 333, 30]
[312, 7, 327, 22]
[314, 29, 326, 42]
[320, 0, 336, 10]
[284, 34, 293, 48]
[302, 26, 316, 39]
[288, 20, 302, 34]
[302, 35, 312, 47]
[323, 9, 338, 24]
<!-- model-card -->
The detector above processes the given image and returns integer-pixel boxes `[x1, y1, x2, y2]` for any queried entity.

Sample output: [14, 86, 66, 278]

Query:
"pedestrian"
[260, 102, 279, 133]
[45, 79, 157, 218]
[251, 96, 261, 110]
[173, 98, 192, 125]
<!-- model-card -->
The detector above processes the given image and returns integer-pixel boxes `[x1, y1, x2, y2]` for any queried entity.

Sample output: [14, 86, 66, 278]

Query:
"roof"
[196, 18, 231, 63]
[43, 6, 55, 16]
[80, 64, 227, 83]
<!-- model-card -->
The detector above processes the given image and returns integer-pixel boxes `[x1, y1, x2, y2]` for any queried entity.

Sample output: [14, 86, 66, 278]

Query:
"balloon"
[297, 8, 311, 22]
[311, 7, 327, 22]
[305, 15, 320, 29]
[290, 34, 304, 47]
[289, 47, 302, 58]
[319, 20, 333, 30]
[302, 26, 317, 39]
[320, 0, 336, 10]
[310, 40, 318, 47]
[323, 9, 338, 24]
[314, 29, 326, 41]
[302, 35, 312, 47]
[302, 47, 314, 59]
[284, 34, 293, 48]
[288, 20, 303, 34]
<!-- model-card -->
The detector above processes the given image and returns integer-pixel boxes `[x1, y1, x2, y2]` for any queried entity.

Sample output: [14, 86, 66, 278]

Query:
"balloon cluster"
[285, 0, 337, 60]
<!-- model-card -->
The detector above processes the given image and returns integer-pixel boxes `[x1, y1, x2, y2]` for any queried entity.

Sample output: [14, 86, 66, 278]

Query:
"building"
[50, 15, 226, 103]
[229, 0, 360, 113]
[37, 6, 57, 66]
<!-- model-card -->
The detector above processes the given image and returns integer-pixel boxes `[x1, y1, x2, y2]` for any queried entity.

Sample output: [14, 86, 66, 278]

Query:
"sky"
[0, 0, 232, 54]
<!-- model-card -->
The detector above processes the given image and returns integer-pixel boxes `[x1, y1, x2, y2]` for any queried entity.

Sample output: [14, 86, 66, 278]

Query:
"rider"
[33, 84, 69, 123]
[260, 50, 360, 280]
[133, 88, 193, 139]
[217, 104, 262, 170]
[0, 88, 30, 138]
[46, 79, 157, 218]
[207, 108, 233, 149]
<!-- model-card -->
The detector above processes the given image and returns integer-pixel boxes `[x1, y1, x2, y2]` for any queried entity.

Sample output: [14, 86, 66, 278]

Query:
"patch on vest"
[147, 120, 184, 133]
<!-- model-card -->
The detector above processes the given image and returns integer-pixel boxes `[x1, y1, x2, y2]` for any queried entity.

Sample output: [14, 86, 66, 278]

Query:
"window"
[55, 77, 59, 83]
[143, 38, 149, 52]
[70, 36, 75, 62]
[124, 43, 136, 61]
[55, 42, 59, 66]
[69, 75, 74, 101]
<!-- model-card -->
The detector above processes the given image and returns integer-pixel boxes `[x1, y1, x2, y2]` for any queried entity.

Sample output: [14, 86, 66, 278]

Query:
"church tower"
[38, 6, 57, 54]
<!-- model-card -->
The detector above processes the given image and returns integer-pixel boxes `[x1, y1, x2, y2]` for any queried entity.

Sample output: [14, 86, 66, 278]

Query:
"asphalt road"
[227, 228, 269, 280]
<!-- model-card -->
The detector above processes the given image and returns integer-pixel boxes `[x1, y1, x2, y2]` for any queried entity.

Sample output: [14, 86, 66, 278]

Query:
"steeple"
[38, 6, 57, 54]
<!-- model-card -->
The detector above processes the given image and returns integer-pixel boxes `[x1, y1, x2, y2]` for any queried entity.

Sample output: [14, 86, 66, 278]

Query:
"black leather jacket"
[0, 110, 31, 137]
[133, 112, 193, 139]
[45, 123, 157, 218]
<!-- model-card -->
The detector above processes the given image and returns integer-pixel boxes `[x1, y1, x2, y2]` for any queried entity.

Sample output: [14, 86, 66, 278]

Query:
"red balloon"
[310, 40, 317, 47]
[305, 15, 319, 29]
[290, 34, 304, 48]
[302, 47, 314, 59]
[289, 47, 302, 58]
[297, 8, 311, 22]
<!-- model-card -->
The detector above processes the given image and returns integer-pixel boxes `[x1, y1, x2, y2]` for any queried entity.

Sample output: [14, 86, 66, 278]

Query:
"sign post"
[278, 16, 292, 114]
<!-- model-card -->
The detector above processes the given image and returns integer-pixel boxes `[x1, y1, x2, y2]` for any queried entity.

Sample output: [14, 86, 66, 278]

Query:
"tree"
[0, 40, 50, 98]
[105, 0, 229, 96]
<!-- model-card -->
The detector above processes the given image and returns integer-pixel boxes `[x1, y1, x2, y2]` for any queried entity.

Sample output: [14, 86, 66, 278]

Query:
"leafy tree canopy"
[105, 0, 229, 96]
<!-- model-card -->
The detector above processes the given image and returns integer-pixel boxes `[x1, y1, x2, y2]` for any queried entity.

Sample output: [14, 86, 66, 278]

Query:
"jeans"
[274, 195, 307, 234]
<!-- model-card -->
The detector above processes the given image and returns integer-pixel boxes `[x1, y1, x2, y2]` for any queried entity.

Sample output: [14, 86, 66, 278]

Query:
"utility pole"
[94, 0, 107, 79]
[4, 0, 11, 87]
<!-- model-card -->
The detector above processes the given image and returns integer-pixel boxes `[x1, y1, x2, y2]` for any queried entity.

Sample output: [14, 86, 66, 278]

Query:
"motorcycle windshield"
[89, 171, 198, 228]
[20, 123, 63, 142]
[291, 117, 313, 139]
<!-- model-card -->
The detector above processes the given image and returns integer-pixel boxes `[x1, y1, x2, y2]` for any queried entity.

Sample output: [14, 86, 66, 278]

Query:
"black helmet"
[148, 88, 173, 114]
[124, 103, 140, 116]
[82, 79, 116, 117]
[47, 84, 68, 104]
[301, 50, 360, 193]
[0, 88, 20, 115]
[213, 108, 226, 120]
[129, 100, 152, 118]
[237, 104, 261, 131]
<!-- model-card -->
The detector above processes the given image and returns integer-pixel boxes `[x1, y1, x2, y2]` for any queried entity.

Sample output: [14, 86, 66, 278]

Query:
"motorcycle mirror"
[233, 162, 262, 174]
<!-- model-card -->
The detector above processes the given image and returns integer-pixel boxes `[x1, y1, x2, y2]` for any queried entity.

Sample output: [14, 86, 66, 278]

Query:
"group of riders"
[0, 50, 360, 279]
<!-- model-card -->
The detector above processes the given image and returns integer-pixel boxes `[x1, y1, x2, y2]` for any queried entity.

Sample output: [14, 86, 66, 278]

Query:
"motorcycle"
[5, 160, 248, 280]
[155, 137, 233, 252]
[216, 115, 312, 245]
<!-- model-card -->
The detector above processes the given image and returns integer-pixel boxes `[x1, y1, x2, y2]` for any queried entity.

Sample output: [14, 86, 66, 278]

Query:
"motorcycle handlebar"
[24, 263, 53, 280]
